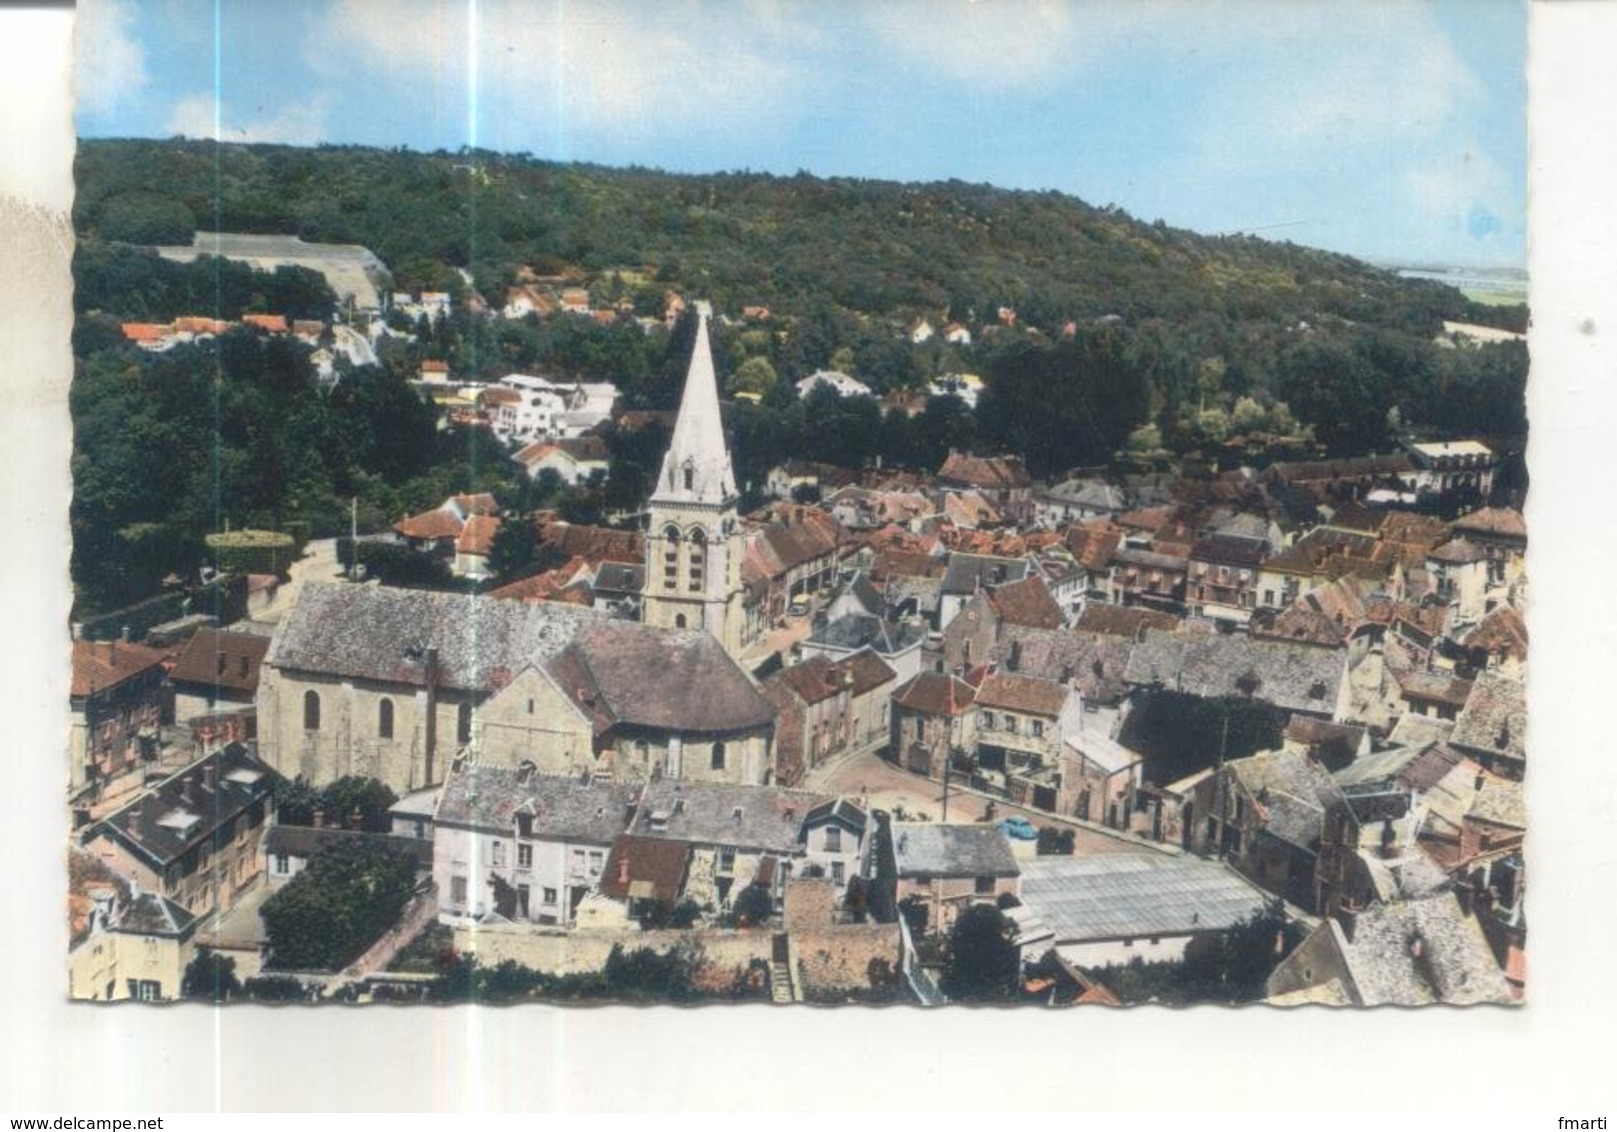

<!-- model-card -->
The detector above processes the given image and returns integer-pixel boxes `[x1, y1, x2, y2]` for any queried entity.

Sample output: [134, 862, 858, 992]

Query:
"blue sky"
[75, 0, 1526, 268]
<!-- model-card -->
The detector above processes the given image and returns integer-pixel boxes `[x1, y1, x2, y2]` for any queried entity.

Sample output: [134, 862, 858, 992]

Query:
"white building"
[432, 766, 642, 928]
[795, 370, 872, 400]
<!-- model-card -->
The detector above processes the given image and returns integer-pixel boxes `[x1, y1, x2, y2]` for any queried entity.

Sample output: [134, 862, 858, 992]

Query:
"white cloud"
[165, 92, 329, 145]
[306, 0, 816, 148]
[74, 0, 148, 117]
[863, 1, 1080, 92]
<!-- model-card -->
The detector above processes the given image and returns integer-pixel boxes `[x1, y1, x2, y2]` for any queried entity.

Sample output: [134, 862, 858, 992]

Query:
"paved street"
[247, 537, 342, 628]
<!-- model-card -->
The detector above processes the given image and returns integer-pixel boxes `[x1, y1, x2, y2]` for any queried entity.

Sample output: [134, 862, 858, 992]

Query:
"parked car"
[998, 816, 1038, 841]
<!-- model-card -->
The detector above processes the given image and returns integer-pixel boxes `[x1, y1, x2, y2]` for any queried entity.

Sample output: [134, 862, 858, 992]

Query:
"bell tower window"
[688, 528, 707, 592]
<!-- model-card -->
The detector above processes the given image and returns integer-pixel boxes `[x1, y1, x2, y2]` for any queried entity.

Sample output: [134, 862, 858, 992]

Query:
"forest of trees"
[70, 138, 1530, 615]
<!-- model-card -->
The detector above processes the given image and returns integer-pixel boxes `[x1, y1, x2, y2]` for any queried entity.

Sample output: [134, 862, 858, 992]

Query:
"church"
[253, 306, 780, 793]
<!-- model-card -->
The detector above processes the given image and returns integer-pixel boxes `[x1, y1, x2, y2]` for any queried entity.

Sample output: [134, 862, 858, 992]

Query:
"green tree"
[486, 513, 540, 579]
[181, 951, 242, 1002]
[731, 883, 775, 928]
[730, 355, 779, 396]
[261, 840, 419, 971]
[940, 903, 1020, 1002]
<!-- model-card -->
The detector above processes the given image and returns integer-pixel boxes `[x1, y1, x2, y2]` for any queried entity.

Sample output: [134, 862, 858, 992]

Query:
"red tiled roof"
[452, 493, 501, 517]
[974, 673, 1069, 717]
[394, 509, 463, 541]
[892, 671, 977, 717]
[71, 639, 168, 698]
[168, 628, 270, 695]
[538, 521, 644, 566]
[1451, 507, 1526, 541]
[121, 322, 169, 342]
[988, 575, 1063, 630]
[241, 313, 288, 333]
[1075, 604, 1179, 638]
[599, 835, 690, 904]
[937, 451, 1032, 490]
[1462, 606, 1528, 662]
[456, 514, 501, 556]
[173, 316, 229, 335]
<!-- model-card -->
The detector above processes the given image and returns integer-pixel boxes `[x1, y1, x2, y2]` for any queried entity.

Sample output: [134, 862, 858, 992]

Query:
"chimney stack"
[1336, 906, 1357, 944]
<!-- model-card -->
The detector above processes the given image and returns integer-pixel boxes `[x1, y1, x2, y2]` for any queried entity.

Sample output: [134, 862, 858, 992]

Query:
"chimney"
[1336, 906, 1357, 943]
[617, 856, 630, 886]
[423, 647, 440, 784]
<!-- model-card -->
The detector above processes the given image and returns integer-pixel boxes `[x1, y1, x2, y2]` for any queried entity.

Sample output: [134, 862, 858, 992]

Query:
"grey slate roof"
[93, 744, 275, 870]
[1449, 670, 1527, 765]
[892, 822, 1019, 878]
[433, 766, 641, 844]
[800, 797, 869, 839]
[593, 562, 644, 594]
[992, 624, 1135, 705]
[807, 612, 926, 656]
[1122, 628, 1345, 714]
[1332, 893, 1514, 1005]
[631, 780, 832, 854]
[267, 582, 600, 692]
[111, 892, 198, 938]
[940, 553, 1030, 596]
[557, 620, 778, 734]
[1018, 854, 1270, 943]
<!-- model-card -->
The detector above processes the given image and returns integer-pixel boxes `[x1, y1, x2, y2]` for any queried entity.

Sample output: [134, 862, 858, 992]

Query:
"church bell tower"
[642, 305, 748, 656]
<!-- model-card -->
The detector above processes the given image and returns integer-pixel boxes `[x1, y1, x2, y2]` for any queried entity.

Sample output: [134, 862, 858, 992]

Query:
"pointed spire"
[653, 304, 738, 506]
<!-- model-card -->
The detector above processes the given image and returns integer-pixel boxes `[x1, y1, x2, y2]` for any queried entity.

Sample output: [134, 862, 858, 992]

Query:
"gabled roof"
[71, 639, 168, 698]
[1427, 537, 1486, 566]
[599, 835, 690, 904]
[974, 672, 1071, 718]
[168, 628, 270, 695]
[556, 620, 777, 735]
[807, 612, 925, 656]
[630, 780, 832, 853]
[891, 671, 977, 717]
[1327, 893, 1514, 1005]
[770, 655, 844, 706]
[1122, 628, 1345, 714]
[993, 624, 1135, 705]
[893, 822, 1018, 878]
[434, 765, 641, 844]
[1449, 670, 1527, 765]
[940, 552, 1029, 595]
[937, 451, 1032, 490]
[111, 892, 199, 938]
[1189, 535, 1266, 569]
[267, 582, 599, 692]
[1074, 604, 1179, 639]
[1450, 507, 1526, 541]
[395, 508, 463, 541]
[537, 520, 644, 566]
[987, 574, 1063, 630]
[455, 514, 501, 556]
[800, 797, 869, 837]
[1397, 670, 1474, 709]
[1462, 606, 1528, 662]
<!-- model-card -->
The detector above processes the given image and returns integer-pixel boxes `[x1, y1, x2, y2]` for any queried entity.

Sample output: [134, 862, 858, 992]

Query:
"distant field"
[150, 232, 390, 309]
[1394, 266, 1527, 309]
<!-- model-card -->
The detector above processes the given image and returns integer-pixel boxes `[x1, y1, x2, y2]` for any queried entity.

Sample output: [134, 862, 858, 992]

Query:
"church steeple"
[653, 305, 737, 507]
[641, 303, 749, 658]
